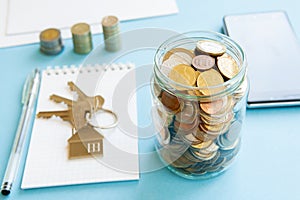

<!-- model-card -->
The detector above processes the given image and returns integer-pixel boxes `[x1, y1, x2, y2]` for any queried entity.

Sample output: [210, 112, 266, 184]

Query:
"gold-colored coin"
[169, 64, 197, 86]
[163, 48, 195, 62]
[190, 149, 217, 161]
[217, 54, 239, 79]
[102, 16, 119, 27]
[71, 23, 90, 35]
[198, 142, 219, 154]
[71, 23, 93, 54]
[187, 89, 202, 96]
[196, 40, 226, 56]
[39, 28, 63, 55]
[202, 123, 225, 133]
[196, 69, 224, 95]
[40, 28, 60, 41]
[190, 140, 213, 150]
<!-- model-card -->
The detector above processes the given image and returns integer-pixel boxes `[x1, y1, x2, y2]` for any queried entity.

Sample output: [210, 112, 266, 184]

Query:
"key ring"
[87, 108, 118, 129]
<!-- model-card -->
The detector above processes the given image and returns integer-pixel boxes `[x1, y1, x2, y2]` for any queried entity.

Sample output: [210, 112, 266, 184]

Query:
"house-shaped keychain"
[68, 124, 104, 159]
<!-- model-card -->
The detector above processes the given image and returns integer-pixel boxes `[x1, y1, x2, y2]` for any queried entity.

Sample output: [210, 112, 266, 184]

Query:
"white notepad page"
[22, 63, 139, 189]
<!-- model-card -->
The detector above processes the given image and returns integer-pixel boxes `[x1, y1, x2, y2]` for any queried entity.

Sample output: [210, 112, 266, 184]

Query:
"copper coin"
[174, 117, 199, 132]
[192, 55, 215, 71]
[199, 97, 226, 115]
[161, 91, 180, 111]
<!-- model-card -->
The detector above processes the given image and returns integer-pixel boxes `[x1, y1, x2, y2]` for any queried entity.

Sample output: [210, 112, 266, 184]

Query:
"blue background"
[1, 0, 300, 199]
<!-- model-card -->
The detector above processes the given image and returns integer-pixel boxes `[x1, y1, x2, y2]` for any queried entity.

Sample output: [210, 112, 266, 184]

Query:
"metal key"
[71, 100, 92, 130]
[68, 81, 104, 112]
[37, 110, 75, 127]
[37, 100, 92, 130]
[49, 94, 73, 107]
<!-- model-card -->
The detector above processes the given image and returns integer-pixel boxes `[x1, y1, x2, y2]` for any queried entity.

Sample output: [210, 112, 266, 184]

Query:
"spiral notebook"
[22, 63, 139, 189]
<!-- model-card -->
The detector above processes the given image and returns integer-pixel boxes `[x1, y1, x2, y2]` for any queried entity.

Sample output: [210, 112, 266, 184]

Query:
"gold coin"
[191, 149, 217, 161]
[196, 40, 226, 56]
[202, 123, 225, 133]
[71, 23, 90, 35]
[40, 28, 60, 41]
[196, 69, 224, 95]
[187, 89, 202, 96]
[198, 142, 219, 154]
[191, 140, 213, 150]
[217, 54, 239, 79]
[169, 64, 197, 86]
[102, 16, 119, 27]
[163, 48, 195, 62]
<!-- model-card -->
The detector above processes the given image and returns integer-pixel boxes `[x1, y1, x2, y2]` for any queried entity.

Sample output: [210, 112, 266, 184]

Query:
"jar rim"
[154, 30, 247, 97]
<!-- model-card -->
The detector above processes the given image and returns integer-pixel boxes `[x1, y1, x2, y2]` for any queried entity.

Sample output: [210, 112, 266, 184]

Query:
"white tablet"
[223, 11, 300, 108]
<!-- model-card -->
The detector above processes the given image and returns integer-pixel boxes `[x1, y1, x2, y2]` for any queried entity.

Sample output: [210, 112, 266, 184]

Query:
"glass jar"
[151, 31, 248, 179]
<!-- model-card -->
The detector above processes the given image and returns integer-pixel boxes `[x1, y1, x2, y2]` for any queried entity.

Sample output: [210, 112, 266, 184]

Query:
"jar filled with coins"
[152, 31, 248, 179]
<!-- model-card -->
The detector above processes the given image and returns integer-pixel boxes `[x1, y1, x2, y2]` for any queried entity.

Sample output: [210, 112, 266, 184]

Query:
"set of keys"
[36, 81, 118, 159]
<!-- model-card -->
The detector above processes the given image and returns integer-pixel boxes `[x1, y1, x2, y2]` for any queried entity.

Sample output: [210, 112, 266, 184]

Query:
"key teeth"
[68, 81, 75, 90]
[49, 95, 61, 104]
[49, 94, 55, 100]
[36, 113, 50, 118]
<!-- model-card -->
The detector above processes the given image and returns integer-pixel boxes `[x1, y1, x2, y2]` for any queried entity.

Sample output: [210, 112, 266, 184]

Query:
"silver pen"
[1, 69, 41, 196]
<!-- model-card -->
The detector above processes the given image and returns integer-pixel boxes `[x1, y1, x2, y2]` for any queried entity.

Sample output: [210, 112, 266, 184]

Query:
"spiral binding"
[44, 63, 134, 76]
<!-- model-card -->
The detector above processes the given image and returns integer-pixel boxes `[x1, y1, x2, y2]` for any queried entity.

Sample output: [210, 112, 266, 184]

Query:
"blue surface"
[1, 0, 300, 199]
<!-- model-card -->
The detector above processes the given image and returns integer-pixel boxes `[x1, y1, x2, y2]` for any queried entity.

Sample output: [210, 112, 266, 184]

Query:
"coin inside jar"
[192, 55, 215, 71]
[153, 35, 247, 178]
[161, 57, 184, 76]
[217, 54, 239, 79]
[163, 48, 195, 62]
[196, 69, 224, 95]
[169, 64, 197, 86]
[169, 52, 193, 65]
[161, 91, 180, 111]
[199, 97, 227, 115]
[196, 40, 226, 56]
[175, 101, 198, 123]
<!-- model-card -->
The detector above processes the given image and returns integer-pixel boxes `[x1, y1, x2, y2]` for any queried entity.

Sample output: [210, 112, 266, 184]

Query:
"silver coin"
[175, 101, 198, 124]
[161, 57, 183, 76]
[169, 52, 193, 65]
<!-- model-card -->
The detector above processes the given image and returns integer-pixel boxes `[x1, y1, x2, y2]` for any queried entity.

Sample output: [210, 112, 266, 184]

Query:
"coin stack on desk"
[101, 15, 121, 52]
[71, 23, 93, 54]
[39, 28, 64, 55]
[153, 39, 248, 178]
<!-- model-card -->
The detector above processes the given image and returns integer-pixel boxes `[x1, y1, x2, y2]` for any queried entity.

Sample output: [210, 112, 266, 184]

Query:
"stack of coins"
[154, 39, 247, 177]
[101, 15, 121, 52]
[71, 23, 93, 54]
[39, 28, 64, 55]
